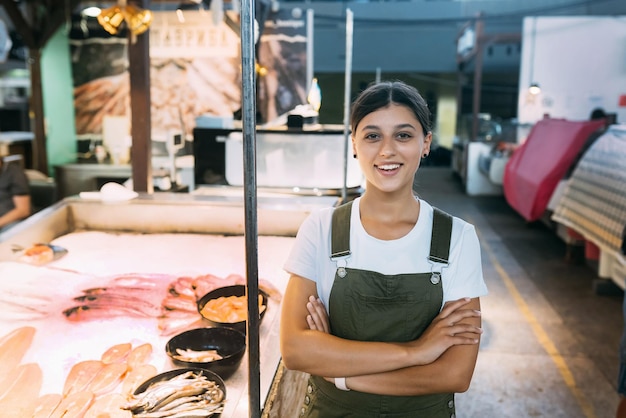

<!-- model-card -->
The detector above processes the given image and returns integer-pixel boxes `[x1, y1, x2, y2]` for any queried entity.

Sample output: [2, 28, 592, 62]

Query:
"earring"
[423, 153, 428, 158]
[353, 154, 357, 159]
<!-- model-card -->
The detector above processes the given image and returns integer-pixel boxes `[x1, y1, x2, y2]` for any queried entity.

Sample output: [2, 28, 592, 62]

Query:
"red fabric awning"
[503, 117, 604, 222]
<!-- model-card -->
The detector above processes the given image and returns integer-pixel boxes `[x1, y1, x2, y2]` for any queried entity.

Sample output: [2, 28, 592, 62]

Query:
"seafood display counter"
[0, 193, 336, 417]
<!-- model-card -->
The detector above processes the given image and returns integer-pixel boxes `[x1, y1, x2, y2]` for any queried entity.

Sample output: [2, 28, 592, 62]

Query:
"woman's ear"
[424, 132, 433, 154]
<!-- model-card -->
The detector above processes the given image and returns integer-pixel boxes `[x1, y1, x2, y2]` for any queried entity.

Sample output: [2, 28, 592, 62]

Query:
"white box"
[225, 131, 363, 189]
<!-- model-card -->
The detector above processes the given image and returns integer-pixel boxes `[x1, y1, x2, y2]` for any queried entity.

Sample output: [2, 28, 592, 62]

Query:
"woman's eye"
[364, 133, 380, 140]
[396, 132, 413, 141]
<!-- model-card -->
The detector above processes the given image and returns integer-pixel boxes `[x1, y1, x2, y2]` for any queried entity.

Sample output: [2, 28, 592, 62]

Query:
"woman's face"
[352, 104, 432, 194]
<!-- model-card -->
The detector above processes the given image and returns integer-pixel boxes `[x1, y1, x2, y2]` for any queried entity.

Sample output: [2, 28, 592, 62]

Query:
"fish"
[101, 342, 133, 364]
[0, 296, 50, 321]
[191, 274, 228, 300]
[108, 273, 175, 289]
[124, 371, 225, 416]
[0, 363, 27, 400]
[82, 285, 166, 302]
[121, 364, 158, 397]
[32, 393, 63, 418]
[158, 314, 204, 337]
[63, 360, 105, 396]
[126, 343, 153, 369]
[49, 391, 94, 418]
[73, 294, 162, 316]
[168, 276, 196, 298]
[161, 295, 198, 313]
[63, 303, 157, 322]
[84, 393, 132, 418]
[12, 243, 68, 266]
[0, 363, 43, 417]
[0, 326, 36, 373]
[85, 362, 128, 396]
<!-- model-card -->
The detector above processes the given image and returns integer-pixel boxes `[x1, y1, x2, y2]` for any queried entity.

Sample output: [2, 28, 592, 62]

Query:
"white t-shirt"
[283, 197, 488, 310]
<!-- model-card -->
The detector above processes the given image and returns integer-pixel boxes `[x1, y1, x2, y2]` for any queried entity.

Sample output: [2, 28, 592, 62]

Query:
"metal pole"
[306, 9, 314, 91]
[341, 9, 353, 202]
[240, 0, 261, 416]
[471, 18, 484, 142]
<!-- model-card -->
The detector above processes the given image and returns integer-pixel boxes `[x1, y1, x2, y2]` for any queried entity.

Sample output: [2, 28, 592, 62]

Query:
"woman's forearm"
[343, 341, 480, 396]
[282, 329, 416, 377]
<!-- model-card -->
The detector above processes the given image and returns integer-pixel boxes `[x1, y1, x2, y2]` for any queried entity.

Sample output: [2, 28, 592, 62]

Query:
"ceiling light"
[82, 6, 102, 18]
[528, 83, 541, 95]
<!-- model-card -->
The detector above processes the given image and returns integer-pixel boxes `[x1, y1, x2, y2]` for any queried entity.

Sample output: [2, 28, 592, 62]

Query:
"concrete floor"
[414, 167, 624, 418]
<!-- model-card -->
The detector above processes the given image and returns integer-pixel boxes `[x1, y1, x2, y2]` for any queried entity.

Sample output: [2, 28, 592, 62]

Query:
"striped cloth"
[551, 124, 626, 254]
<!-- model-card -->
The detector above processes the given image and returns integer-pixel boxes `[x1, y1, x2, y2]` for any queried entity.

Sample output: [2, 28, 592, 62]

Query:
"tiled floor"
[414, 167, 623, 418]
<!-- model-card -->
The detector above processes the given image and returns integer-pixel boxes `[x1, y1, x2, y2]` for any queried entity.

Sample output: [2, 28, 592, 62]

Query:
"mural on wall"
[256, 8, 308, 124]
[69, 8, 308, 141]
[70, 10, 241, 141]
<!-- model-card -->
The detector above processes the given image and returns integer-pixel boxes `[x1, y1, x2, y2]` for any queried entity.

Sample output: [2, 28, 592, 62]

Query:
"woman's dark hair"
[350, 81, 432, 135]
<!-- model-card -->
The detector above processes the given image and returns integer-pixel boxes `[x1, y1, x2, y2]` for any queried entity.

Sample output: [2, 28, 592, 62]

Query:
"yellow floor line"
[480, 234, 597, 418]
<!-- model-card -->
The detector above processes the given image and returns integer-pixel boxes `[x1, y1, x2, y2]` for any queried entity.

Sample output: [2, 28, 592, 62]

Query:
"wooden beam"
[37, 0, 84, 49]
[128, 0, 153, 193]
[28, 48, 48, 173]
[0, 0, 36, 48]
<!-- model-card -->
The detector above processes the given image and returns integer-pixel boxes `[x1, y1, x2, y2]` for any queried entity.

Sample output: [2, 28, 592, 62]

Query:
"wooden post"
[28, 48, 49, 174]
[128, 0, 152, 193]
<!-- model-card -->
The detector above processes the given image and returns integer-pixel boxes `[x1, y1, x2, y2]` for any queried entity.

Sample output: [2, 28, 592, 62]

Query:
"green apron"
[299, 201, 456, 418]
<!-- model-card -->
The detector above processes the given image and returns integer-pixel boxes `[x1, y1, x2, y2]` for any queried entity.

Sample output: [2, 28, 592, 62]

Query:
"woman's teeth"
[378, 164, 400, 171]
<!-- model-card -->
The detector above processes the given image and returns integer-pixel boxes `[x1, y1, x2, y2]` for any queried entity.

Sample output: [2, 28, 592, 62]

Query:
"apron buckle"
[430, 272, 441, 285]
[334, 258, 348, 278]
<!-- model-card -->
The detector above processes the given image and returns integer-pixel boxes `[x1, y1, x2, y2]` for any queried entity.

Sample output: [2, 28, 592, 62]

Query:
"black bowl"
[197, 285, 268, 335]
[166, 327, 246, 379]
[132, 367, 226, 417]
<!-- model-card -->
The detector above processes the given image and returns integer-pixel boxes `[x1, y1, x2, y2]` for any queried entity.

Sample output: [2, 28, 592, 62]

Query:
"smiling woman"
[279, 80, 488, 417]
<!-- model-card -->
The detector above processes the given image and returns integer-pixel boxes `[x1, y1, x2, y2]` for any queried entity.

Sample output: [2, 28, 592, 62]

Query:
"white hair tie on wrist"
[335, 377, 350, 391]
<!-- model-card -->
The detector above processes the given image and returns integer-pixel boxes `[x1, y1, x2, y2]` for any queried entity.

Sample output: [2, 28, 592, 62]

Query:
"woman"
[280, 80, 487, 417]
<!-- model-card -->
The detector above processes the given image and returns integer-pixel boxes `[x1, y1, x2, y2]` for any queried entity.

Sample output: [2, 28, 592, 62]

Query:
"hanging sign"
[150, 11, 239, 59]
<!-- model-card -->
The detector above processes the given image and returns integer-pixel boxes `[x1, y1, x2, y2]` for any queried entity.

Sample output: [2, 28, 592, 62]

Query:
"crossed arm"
[279, 274, 483, 396]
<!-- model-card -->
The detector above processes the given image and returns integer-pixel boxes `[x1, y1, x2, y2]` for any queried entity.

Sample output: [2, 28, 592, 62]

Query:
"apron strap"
[331, 201, 353, 259]
[429, 207, 453, 264]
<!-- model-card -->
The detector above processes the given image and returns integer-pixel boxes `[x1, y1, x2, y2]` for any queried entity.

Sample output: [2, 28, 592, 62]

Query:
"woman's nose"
[379, 137, 396, 157]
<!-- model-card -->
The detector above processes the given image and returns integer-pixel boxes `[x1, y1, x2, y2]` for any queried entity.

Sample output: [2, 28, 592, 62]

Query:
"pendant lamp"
[527, 17, 541, 95]
[97, 0, 153, 36]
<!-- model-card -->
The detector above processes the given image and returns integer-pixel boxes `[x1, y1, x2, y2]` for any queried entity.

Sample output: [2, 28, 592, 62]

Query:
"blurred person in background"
[0, 153, 31, 232]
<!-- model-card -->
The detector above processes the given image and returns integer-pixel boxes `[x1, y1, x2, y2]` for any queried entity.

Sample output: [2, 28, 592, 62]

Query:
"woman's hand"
[306, 295, 330, 333]
[408, 297, 483, 365]
[305, 296, 335, 384]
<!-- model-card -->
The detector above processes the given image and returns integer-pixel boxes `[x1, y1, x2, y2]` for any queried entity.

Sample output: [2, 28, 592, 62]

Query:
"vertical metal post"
[240, 0, 261, 417]
[341, 9, 353, 202]
[471, 18, 484, 142]
[306, 9, 314, 91]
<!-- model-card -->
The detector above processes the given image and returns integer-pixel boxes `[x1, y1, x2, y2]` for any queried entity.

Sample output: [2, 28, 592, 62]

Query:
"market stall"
[0, 194, 336, 417]
[551, 124, 626, 289]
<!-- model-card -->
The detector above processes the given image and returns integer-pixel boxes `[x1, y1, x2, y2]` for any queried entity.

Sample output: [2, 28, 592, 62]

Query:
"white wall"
[518, 16, 626, 124]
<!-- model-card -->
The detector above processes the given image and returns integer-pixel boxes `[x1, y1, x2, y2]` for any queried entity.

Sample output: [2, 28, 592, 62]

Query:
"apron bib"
[299, 201, 456, 418]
